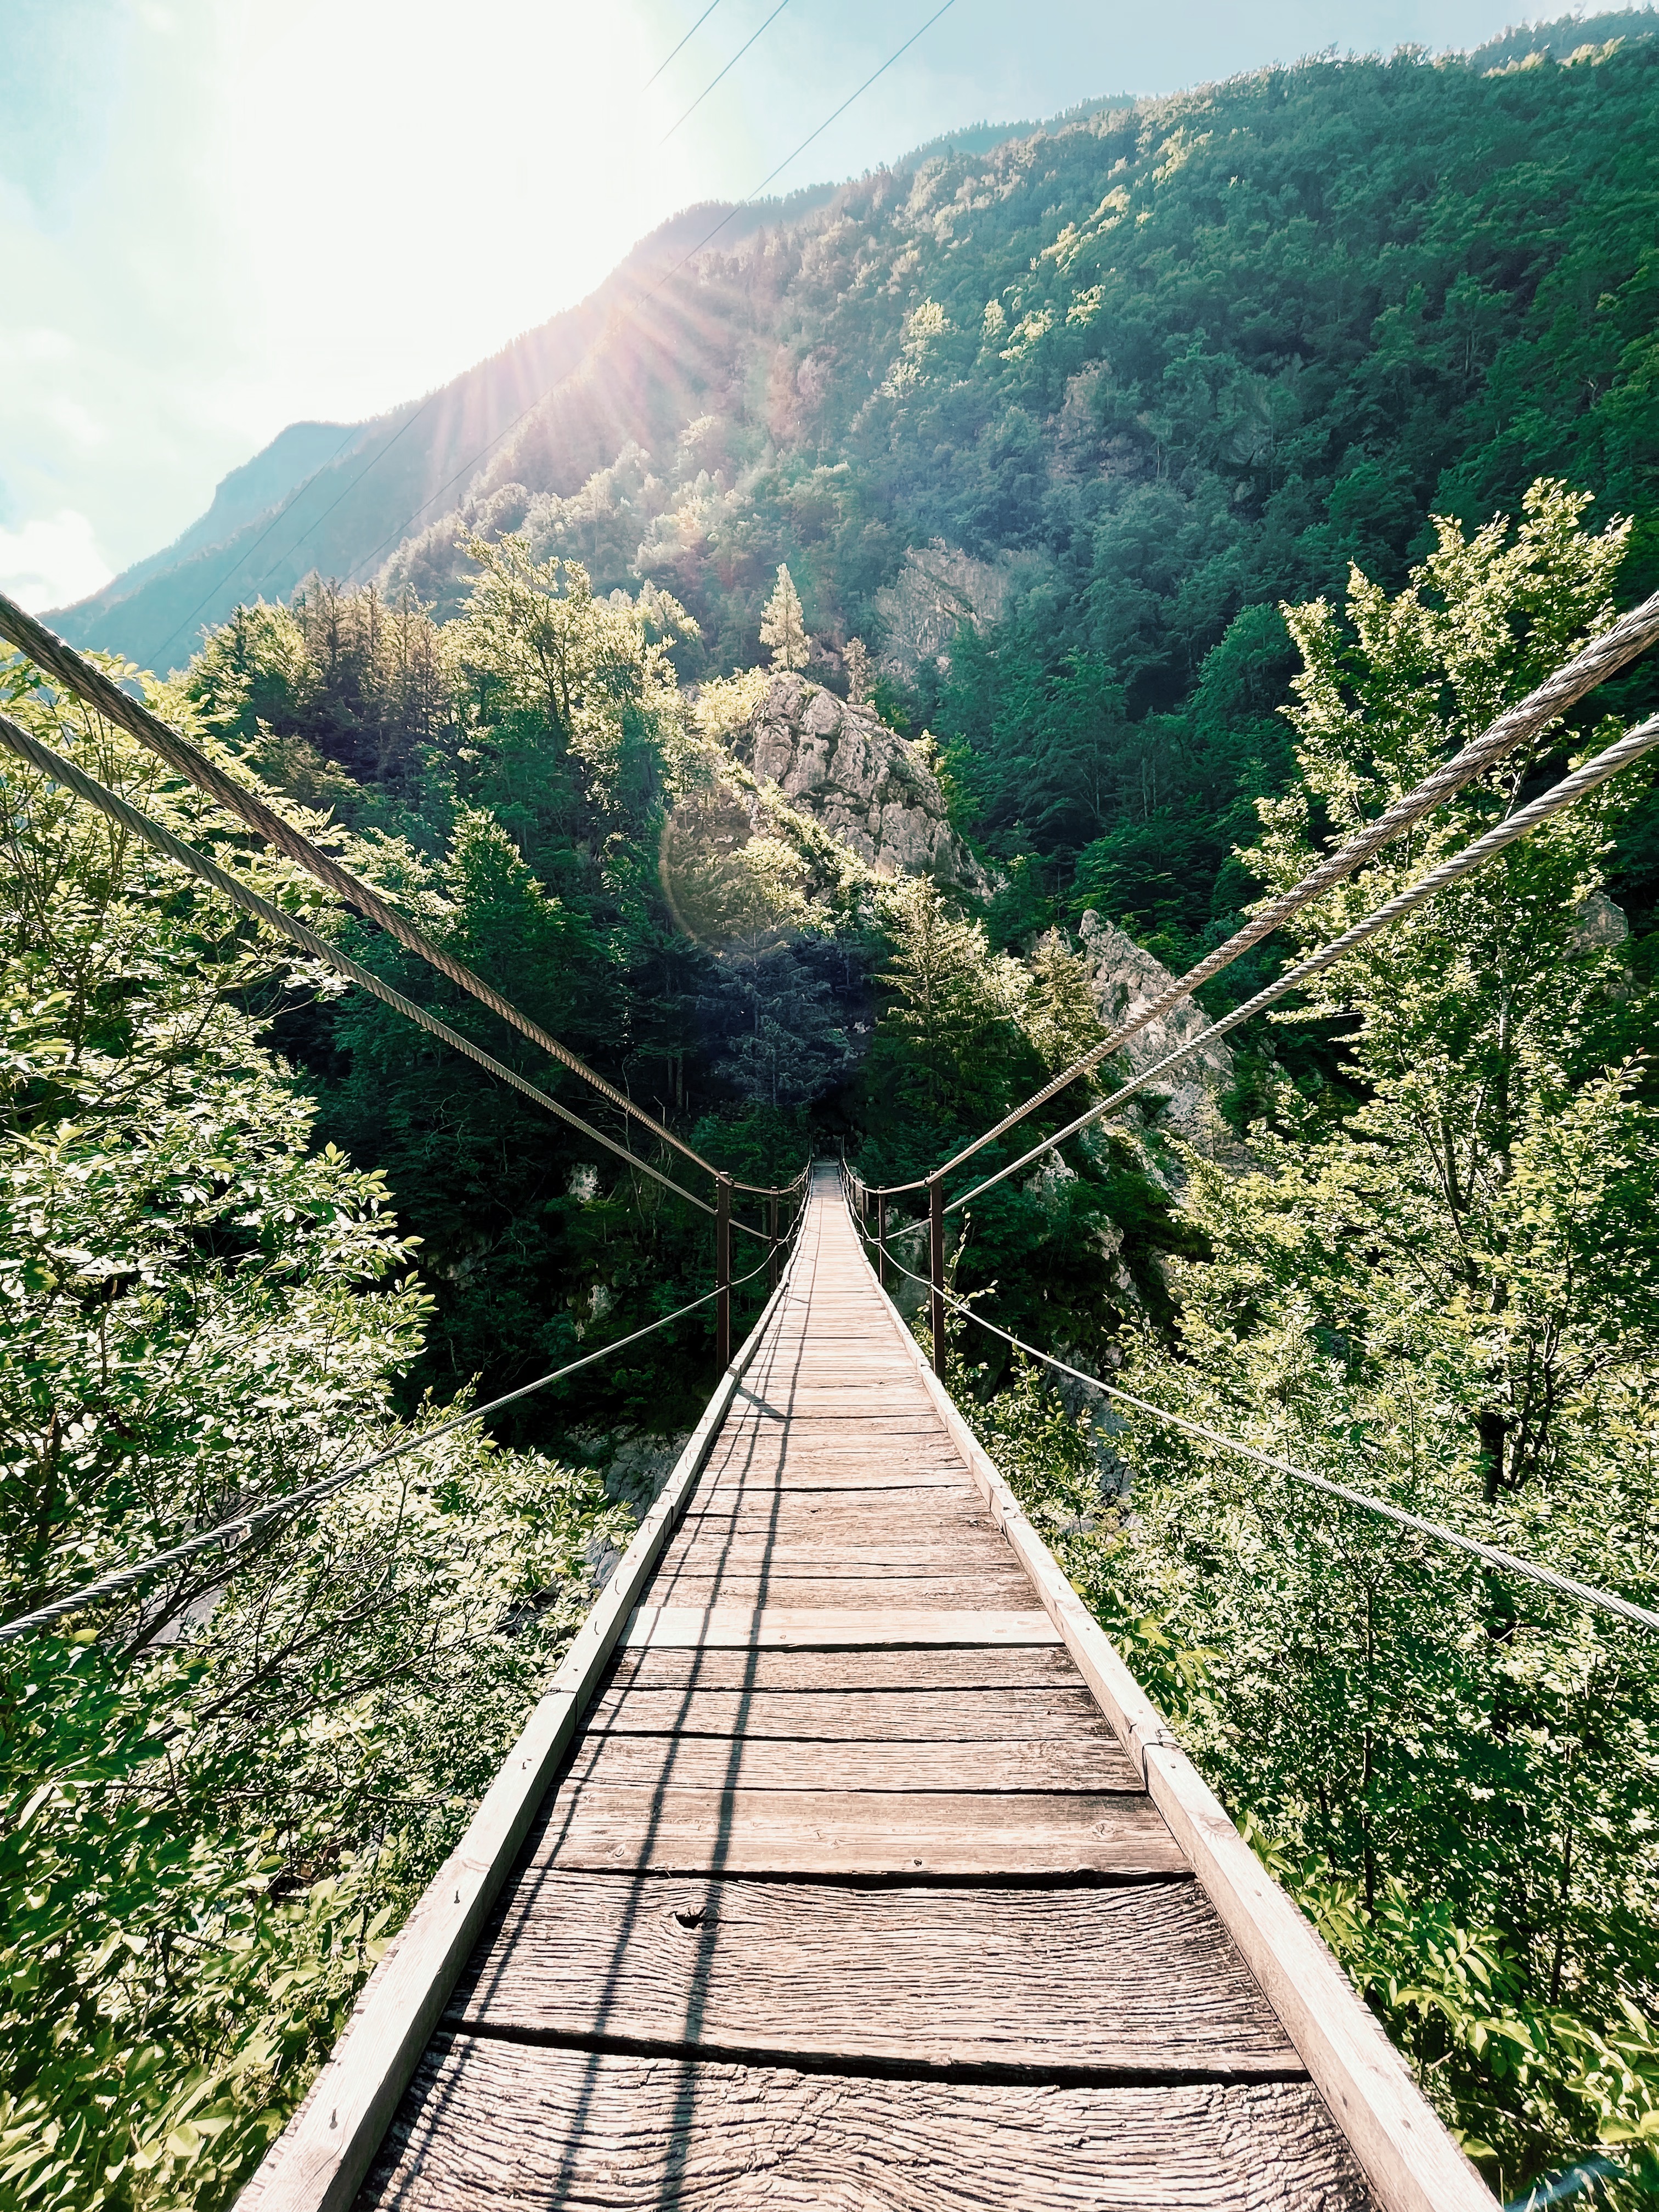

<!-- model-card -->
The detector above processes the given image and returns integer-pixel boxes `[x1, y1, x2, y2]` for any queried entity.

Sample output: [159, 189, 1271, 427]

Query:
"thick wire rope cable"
[947, 713, 1659, 1211]
[854, 1203, 1659, 1637]
[0, 1235, 789, 1647]
[270, 1, 959, 594]
[863, 590, 1659, 1197]
[0, 714, 722, 1218]
[0, 595, 798, 1206]
[662, 0, 791, 142]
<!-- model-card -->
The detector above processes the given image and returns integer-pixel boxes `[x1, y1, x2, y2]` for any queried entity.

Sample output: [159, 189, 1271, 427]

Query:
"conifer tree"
[760, 563, 809, 671]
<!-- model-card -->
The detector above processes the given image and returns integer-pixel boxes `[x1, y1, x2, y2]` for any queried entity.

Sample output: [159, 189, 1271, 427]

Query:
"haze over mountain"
[53, 10, 1659, 682]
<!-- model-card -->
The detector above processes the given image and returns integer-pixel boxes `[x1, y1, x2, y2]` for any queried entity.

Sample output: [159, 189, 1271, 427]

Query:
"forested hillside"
[7, 22, 1659, 2212]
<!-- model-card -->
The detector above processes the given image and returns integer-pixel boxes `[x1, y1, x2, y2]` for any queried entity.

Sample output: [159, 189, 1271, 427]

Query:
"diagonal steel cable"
[0, 712, 718, 1217]
[947, 712, 1659, 1211]
[0, 1230, 793, 1648]
[854, 1195, 1659, 1637]
[0, 592, 797, 1202]
[865, 587, 1659, 1195]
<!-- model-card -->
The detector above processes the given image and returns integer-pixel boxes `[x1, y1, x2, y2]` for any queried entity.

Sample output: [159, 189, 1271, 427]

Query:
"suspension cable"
[856, 1200, 1659, 1637]
[862, 589, 1659, 1197]
[0, 1233, 792, 1648]
[0, 593, 797, 1203]
[946, 712, 1659, 1212]
[0, 713, 728, 1216]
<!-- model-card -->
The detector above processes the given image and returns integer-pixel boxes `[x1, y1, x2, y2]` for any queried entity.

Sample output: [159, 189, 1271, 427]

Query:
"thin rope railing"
[0, 1226, 792, 1647]
[0, 592, 800, 1205]
[855, 1198, 1659, 1637]
[862, 590, 1659, 1198]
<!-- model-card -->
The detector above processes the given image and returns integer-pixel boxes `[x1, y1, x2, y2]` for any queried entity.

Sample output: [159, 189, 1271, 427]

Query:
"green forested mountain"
[9, 22, 1659, 2212]
[60, 19, 1659, 947]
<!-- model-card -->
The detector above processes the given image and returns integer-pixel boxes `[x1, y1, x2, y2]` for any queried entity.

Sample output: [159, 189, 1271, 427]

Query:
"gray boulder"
[729, 672, 990, 895]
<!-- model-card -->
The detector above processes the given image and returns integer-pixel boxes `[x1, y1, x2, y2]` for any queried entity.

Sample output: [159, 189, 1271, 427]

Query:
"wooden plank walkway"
[247, 1166, 1493, 2212]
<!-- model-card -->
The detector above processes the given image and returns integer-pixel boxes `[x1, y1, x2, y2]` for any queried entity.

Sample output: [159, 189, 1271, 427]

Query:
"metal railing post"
[716, 1173, 732, 1367]
[876, 1192, 886, 1294]
[929, 1176, 946, 1378]
[768, 1190, 779, 1293]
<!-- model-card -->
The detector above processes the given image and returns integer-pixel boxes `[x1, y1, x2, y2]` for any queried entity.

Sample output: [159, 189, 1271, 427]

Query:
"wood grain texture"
[453, 1872, 1297, 2074]
[561, 1729, 1140, 1793]
[586, 1682, 1118, 1740]
[622, 1605, 1064, 1649]
[600, 1642, 1093, 1694]
[532, 1783, 1188, 1876]
[358, 2040, 1380, 2211]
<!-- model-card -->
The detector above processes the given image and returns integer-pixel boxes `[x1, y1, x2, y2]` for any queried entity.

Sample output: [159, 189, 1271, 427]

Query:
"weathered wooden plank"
[640, 1573, 1037, 1610]
[623, 1605, 1063, 1649]
[561, 1730, 1139, 1794]
[586, 1681, 1117, 1739]
[851, 1201, 1498, 2212]
[700, 1468, 971, 1492]
[601, 1641, 1091, 1694]
[656, 1538, 1014, 1572]
[674, 1502, 1000, 1539]
[533, 1784, 1188, 1877]
[359, 2040, 1379, 2211]
[452, 1873, 1299, 2074]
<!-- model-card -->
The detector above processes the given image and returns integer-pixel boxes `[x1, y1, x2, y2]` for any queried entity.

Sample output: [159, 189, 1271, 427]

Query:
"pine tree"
[760, 563, 809, 671]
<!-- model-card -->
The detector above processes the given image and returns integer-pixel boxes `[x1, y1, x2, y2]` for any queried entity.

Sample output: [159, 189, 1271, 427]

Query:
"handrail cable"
[0, 593, 799, 1205]
[0, 1234, 792, 1648]
[943, 712, 1659, 1214]
[862, 587, 1659, 1197]
[856, 1197, 1659, 1637]
[0, 712, 747, 1224]
[854, 712, 1659, 1232]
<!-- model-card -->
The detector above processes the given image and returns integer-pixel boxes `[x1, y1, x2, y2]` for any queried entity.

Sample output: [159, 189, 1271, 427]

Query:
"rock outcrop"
[729, 673, 990, 895]
[1076, 910, 1235, 1155]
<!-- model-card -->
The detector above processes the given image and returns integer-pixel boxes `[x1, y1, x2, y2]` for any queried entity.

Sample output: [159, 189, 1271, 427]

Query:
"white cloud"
[0, 510, 114, 612]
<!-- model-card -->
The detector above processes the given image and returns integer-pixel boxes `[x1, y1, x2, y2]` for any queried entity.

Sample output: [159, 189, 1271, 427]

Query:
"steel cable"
[855, 1201, 1659, 1637]
[0, 1233, 789, 1648]
[948, 712, 1659, 1212]
[0, 592, 796, 1206]
[0, 712, 726, 1216]
[864, 591, 1659, 1197]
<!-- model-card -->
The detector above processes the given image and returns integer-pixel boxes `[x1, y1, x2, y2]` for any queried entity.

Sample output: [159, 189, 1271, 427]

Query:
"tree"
[759, 564, 809, 672]
[868, 874, 1030, 1120]
[1079, 483, 1659, 2198]
[0, 661, 630, 2210]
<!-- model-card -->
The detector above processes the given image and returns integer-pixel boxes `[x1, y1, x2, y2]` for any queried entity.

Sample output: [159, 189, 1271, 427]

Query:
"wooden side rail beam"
[238, 1241, 805, 2212]
[845, 1213, 1497, 2212]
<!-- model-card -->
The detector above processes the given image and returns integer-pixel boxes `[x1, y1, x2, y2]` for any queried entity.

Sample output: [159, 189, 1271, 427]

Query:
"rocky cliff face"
[727, 673, 990, 896]
[1076, 910, 1236, 1155]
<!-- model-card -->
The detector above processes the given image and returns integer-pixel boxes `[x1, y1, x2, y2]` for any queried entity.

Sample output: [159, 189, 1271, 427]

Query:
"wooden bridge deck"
[345, 1171, 1381, 2210]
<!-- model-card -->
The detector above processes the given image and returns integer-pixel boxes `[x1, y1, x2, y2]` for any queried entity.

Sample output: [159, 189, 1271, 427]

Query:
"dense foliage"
[0, 668, 631, 2207]
[11, 24, 1659, 2211]
[952, 488, 1659, 2204]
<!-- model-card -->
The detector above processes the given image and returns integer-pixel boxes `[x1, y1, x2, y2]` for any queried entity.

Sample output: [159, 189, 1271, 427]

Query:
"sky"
[0, 0, 1639, 610]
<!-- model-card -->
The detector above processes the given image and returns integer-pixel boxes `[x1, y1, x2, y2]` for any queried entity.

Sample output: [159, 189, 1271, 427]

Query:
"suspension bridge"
[5, 583, 1659, 2211]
